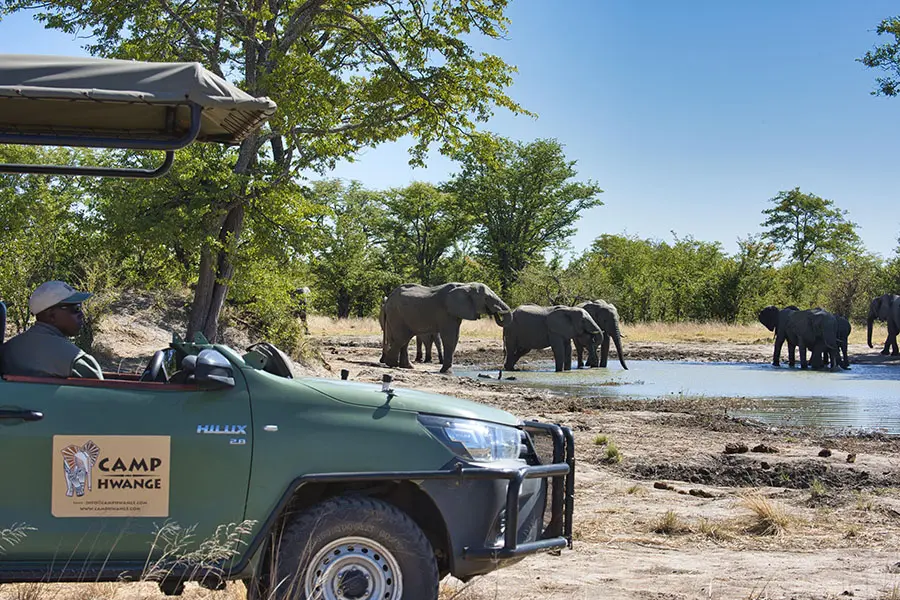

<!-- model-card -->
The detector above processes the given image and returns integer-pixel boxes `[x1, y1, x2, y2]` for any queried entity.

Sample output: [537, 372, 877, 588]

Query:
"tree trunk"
[186, 138, 256, 343]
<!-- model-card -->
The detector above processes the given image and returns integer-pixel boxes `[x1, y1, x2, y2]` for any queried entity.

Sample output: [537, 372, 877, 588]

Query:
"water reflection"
[456, 361, 900, 434]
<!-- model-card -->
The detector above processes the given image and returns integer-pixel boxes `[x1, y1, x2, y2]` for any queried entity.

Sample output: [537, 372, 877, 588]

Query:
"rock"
[689, 488, 715, 498]
[751, 444, 778, 453]
[846, 453, 857, 463]
[724, 442, 749, 454]
[761, 461, 771, 470]
[504, 376, 517, 381]
[477, 373, 492, 379]
[653, 481, 674, 490]
[818, 448, 833, 458]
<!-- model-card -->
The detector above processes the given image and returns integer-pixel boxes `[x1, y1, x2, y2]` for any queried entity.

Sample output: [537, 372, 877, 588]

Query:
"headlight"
[418, 414, 524, 462]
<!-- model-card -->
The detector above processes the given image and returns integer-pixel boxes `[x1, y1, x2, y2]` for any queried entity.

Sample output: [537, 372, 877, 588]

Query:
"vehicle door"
[0, 360, 252, 565]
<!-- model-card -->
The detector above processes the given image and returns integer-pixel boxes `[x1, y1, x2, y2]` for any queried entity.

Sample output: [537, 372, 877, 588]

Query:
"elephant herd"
[757, 305, 850, 371]
[378, 282, 628, 374]
[758, 293, 900, 371]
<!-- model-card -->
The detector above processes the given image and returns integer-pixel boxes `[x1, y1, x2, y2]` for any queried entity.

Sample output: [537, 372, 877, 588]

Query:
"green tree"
[4, 0, 530, 340]
[0, 146, 95, 332]
[446, 136, 603, 296]
[378, 182, 473, 285]
[308, 180, 394, 318]
[859, 15, 900, 96]
[760, 187, 860, 267]
[709, 234, 778, 322]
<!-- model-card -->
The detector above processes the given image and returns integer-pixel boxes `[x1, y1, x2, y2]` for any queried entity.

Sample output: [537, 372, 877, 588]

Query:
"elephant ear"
[758, 306, 778, 332]
[546, 308, 573, 337]
[446, 286, 478, 321]
[60, 444, 80, 469]
[82, 440, 101, 466]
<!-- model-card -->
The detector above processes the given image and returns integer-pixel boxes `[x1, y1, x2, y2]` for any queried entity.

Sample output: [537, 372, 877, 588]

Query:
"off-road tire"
[260, 495, 439, 600]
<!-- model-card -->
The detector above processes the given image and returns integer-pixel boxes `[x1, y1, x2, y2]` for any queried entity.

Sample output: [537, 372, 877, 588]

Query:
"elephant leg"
[798, 342, 808, 369]
[383, 335, 405, 367]
[505, 348, 527, 371]
[415, 338, 424, 362]
[550, 336, 566, 372]
[599, 333, 610, 368]
[841, 343, 850, 369]
[435, 336, 444, 364]
[810, 345, 823, 369]
[563, 340, 572, 371]
[423, 337, 433, 363]
[786, 341, 796, 367]
[773, 334, 785, 366]
[440, 326, 460, 373]
[399, 343, 413, 369]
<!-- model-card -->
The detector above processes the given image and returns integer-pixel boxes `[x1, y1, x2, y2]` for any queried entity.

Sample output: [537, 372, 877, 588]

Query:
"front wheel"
[259, 496, 439, 600]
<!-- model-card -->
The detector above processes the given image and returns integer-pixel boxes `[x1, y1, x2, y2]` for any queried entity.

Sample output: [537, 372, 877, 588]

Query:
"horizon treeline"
[1, 142, 898, 356]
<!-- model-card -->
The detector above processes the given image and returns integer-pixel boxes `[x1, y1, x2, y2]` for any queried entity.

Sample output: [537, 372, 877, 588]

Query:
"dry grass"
[604, 439, 621, 463]
[739, 492, 792, 536]
[650, 510, 689, 535]
[625, 483, 648, 496]
[694, 518, 734, 542]
[308, 314, 883, 345]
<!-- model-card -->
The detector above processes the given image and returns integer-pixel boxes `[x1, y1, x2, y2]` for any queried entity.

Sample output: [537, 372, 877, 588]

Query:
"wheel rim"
[303, 536, 403, 600]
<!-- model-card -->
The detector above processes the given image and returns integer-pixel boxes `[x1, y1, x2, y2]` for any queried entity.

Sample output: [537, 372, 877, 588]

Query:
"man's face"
[44, 303, 84, 337]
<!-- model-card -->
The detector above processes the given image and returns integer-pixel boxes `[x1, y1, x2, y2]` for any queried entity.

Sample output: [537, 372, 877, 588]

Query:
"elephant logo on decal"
[60, 441, 100, 497]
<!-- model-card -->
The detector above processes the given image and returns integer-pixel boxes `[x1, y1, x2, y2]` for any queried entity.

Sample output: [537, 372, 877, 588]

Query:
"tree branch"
[157, 0, 223, 76]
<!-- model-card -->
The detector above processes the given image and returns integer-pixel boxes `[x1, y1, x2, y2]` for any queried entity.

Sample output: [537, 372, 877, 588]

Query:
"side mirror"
[195, 349, 235, 388]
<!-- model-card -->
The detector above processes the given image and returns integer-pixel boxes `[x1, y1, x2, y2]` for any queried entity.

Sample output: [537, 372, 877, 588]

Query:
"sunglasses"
[53, 303, 83, 314]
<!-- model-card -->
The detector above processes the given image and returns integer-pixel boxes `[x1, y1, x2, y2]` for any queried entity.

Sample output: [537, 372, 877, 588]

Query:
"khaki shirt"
[0, 322, 104, 379]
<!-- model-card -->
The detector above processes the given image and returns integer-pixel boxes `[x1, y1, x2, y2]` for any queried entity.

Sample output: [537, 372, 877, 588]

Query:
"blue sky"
[2, 1, 899, 259]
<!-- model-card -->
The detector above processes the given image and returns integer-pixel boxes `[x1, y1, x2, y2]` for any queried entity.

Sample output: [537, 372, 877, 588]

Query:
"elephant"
[572, 300, 628, 370]
[784, 308, 840, 371]
[61, 440, 100, 497]
[379, 282, 510, 373]
[758, 305, 800, 366]
[824, 314, 851, 370]
[866, 293, 900, 356]
[501, 305, 602, 372]
[415, 333, 443, 364]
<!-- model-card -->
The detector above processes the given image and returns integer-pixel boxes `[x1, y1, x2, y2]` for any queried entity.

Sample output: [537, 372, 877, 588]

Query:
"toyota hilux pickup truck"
[0, 54, 574, 600]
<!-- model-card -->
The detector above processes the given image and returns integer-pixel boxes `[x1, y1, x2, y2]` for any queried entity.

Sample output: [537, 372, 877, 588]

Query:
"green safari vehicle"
[0, 55, 575, 600]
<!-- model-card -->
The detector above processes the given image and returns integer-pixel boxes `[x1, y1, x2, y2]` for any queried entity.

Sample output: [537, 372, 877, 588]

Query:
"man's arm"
[71, 352, 104, 380]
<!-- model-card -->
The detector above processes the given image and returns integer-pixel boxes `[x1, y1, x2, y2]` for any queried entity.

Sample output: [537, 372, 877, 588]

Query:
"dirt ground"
[314, 335, 900, 600]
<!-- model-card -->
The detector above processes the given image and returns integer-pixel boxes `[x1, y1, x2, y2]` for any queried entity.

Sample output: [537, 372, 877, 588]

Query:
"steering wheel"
[140, 349, 169, 383]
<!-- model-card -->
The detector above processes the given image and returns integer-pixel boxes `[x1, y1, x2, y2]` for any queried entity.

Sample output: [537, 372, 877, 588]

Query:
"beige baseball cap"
[29, 281, 92, 315]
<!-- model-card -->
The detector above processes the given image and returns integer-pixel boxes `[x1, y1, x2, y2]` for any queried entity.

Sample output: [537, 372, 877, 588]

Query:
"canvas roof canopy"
[0, 54, 278, 177]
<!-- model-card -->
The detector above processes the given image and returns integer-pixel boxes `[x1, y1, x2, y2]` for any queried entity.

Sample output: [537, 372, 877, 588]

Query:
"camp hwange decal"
[52, 435, 171, 518]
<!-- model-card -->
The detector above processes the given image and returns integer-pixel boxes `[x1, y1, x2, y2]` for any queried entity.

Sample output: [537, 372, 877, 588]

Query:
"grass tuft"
[651, 510, 687, 535]
[626, 484, 648, 496]
[854, 490, 875, 511]
[0, 523, 36, 555]
[604, 439, 621, 463]
[593, 434, 608, 445]
[739, 491, 791, 536]
[694, 518, 733, 542]
[809, 478, 827, 500]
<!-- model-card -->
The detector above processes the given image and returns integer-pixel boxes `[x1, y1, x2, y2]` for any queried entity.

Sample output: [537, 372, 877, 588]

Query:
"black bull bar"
[297, 420, 575, 561]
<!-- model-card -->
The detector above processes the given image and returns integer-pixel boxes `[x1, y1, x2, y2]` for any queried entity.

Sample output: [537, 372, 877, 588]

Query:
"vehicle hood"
[297, 377, 519, 426]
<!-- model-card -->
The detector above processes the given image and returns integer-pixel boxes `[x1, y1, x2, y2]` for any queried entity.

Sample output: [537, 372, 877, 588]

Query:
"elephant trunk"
[495, 312, 511, 327]
[867, 311, 876, 349]
[613, 324, 628, 370]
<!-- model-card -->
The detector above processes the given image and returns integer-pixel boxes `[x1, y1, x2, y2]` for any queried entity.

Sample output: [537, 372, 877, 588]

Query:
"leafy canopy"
[2, 0, 531, 173]
[445, 135, 604, 296]
[859, 15, 900, 96]
[377, 181, 474, 285]
[760, 187, 860, 267]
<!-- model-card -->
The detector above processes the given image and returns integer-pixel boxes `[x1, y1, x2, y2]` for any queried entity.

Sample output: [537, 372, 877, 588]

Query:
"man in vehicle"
[0, 280, 104, 379]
